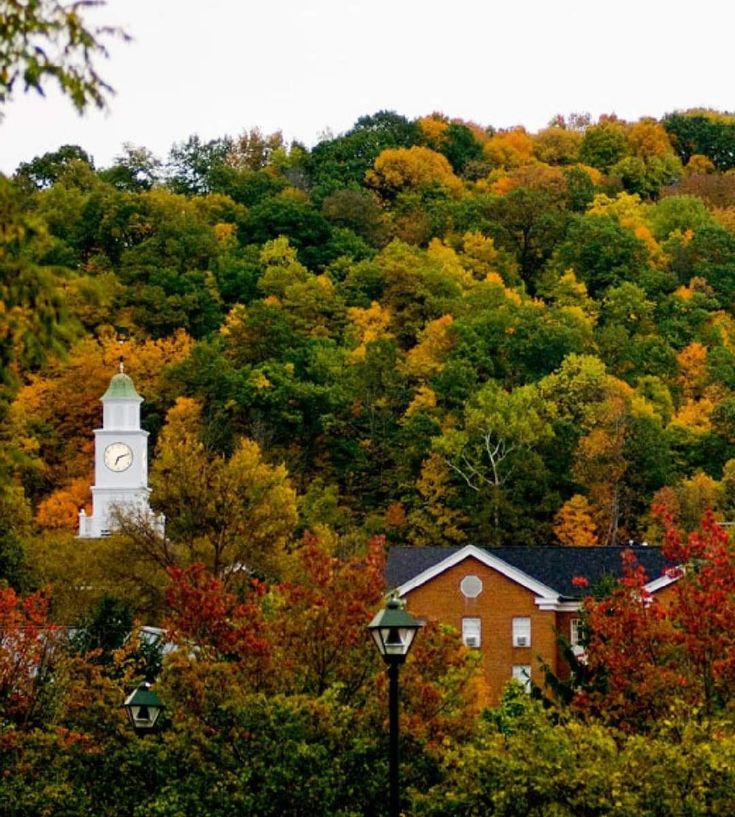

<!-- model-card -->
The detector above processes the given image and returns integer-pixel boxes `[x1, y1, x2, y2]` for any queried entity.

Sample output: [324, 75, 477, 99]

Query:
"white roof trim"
[536, 598, 581, 612]
[644, 570, 681, 594]
[394, 544, 561, 602]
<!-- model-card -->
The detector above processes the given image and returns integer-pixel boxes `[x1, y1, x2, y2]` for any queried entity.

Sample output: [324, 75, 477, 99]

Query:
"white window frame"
[570, 617, 587, 662]
[462, 617, 481, 648]
[512, 616, 531, 648]
[512, 664, 532, 693]
[570, 618, 584, 648]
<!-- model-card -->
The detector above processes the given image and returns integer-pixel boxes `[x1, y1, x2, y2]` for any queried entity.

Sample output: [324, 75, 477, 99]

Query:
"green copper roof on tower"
[101, 361, 141, 400]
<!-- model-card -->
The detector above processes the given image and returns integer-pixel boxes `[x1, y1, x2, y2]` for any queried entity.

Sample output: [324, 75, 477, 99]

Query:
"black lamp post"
[122, 682, 165, 734]
[368, 596, 423, 817]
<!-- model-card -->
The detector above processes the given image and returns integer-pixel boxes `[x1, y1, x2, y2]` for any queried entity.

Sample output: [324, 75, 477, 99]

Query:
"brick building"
[386, 544, 677, 705]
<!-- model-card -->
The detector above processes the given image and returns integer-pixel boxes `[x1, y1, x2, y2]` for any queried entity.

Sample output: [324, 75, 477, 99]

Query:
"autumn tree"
[0, 585, 65, 728]
[149, 397, 298, 581]
[366, 145, 464, 198]
[568, 509, 735, 734]
[553, 494, 598, 545]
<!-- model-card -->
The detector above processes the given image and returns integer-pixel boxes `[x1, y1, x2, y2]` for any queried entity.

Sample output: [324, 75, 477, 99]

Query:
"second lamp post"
[368, 596, 423, 817]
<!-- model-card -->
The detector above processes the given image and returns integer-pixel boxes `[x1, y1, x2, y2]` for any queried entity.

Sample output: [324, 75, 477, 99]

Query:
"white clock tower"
[78, 363, 164, 538]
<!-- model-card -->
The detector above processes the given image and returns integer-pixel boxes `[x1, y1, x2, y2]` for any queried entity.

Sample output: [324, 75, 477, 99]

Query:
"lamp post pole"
[367, 595, 423, 817]
[388, 661, 400, 817]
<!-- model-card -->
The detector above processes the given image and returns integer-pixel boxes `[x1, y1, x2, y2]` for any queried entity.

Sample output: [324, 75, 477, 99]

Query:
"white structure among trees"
[78, 363, 164, 538]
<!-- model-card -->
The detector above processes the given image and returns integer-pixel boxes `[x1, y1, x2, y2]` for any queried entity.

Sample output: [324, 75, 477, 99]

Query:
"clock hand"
[115, 453, 128, 465]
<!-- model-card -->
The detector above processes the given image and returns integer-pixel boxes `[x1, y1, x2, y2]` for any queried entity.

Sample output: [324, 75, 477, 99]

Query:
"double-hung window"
[512, 664, 532, 693]
[462, 617, 481, 648]
[512, 616, 531, 647]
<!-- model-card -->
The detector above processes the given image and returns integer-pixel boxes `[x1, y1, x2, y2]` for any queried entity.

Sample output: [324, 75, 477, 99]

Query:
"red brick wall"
[402, 556, 560, 706]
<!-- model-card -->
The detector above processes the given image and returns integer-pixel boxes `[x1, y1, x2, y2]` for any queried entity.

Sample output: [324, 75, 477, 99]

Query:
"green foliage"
[14, 144, 94, 190]
[552, 213, 650, 295]
[579, 121, 629, 171]
[663, 110, 735, 170]
[0, 0, 127, 116]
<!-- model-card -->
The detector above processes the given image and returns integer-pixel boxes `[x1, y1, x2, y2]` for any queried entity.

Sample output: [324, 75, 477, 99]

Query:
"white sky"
[1, 0, 733, 174]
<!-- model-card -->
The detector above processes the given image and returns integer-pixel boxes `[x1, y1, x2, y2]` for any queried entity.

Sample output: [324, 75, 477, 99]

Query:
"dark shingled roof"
[385, 545, 675, 599]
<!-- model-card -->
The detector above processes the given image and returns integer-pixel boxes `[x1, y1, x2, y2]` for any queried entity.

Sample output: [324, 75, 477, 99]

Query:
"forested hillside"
[3, 108, 735, 615]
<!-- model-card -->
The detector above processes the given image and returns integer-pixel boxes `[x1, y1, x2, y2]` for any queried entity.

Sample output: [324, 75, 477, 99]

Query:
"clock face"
[104, 442, 133, 472]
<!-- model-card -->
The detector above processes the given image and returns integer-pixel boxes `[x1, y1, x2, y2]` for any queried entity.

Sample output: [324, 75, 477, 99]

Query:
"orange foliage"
[676, 341, 708, 398]
[553, 494, 598, 546]
[384, 501, 407, 529]
[489, 163, 567, 197]
[416, 113, 449, 149]
[9, 331, 193, 506]
[482, 128, 534, 169]
[626, 119, 674, 158]
[36, 477, 91, 530]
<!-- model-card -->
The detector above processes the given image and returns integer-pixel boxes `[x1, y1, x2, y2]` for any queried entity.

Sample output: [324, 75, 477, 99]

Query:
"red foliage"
[165, 564, 270, 663]
[163, 534, 387, 698]
[269, 534, 387, 696]
[0, 586, 60, 726]
[575, 509, 735, 728]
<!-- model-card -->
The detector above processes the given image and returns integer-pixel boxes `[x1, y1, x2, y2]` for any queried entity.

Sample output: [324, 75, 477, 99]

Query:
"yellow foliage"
[403, 315, 455, 379]
[426, 239, 475, 290]
[460, 232, 500, 280]
[366, 146, 463, 196]
[347, 301, 393, 360]
[404, 385, 438, 418]
[685, 154, 715, 175]
[416, 114, 449, 149]
[151, 398, 299, 580]
[713, 207, 735, 234]
[671, 397, 714, 434]
[482, 128, 534, 169]
[213, 221, 236, 243]
[588, 191, 645, 221]
[708, 312, 735, 349]
[408, 453, 468, 545]
[677, 471, 723, 530]
[531, 126, 583, 165]
[588, 192, 664, 263]
[553, 494, 598, 546]
[573, 163, 604, 186]
[250, 370, 272, 390]
[677, 342, 708, 398]
[548, 270, 597, 317]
